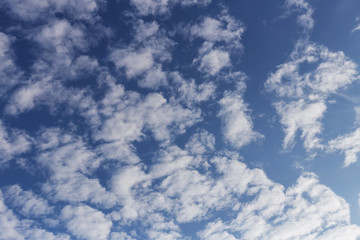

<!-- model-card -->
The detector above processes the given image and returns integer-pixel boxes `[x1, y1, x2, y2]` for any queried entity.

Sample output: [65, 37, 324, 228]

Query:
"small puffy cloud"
[110, 48, 154, 78]
[198, 172, 360, 239]
[190, 14, 245, 48]
[266, 41, 358, 99]
[199, 49, 230, 75]
[129, 0, 211, 16]
[61, 204, 112, 240]
[170, 72, 216, 106]
[1, 0, 103, 21]
[98, 90, 201, 144]
[218, 91, 263, 148]
[328, 128, 360, 167]
[275, 99, 326, 150]
[0, 121, 31, 166]
[0, 32, 22, 95]
[285, 0, 314, 31]
[185, 130, 215, 155]
[265, 40, 358, 152]
[0, 190, 70, 240]
[3, 185, 53, 218]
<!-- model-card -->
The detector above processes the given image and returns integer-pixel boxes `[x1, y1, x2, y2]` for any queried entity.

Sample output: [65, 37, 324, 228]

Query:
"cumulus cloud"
[285, 0, 314, 31]
[275, 99, 326, 150]
[218, 91, 263, 148]
[1, 0, 104, 21]
[129, 0, 211, 16]
[198, 172, 360, 240]
[0, 32, 22, 95]
[3, 185, 53, 218]
[0, 121, 31, 166]
[265, 40, 359, 151]
[188, 12, 245, 76]
[0, 190, 70, 240]
[61, 204, 112, 240]
[199, 49, 230, 75]
[328, 128, 360, 166]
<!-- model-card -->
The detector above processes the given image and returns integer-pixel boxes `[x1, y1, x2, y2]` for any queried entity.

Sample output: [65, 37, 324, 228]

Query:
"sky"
[1, 0, 360, 239]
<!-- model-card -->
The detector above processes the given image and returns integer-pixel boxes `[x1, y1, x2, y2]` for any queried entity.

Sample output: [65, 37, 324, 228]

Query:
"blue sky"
[1, 0, 360, 239]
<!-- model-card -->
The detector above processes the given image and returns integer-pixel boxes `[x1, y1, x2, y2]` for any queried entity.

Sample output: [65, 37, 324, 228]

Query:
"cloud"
[61, 204, 112, 240]
[1, 0, 104, 21]
[3, 185, 53, 218]
[218, 91, 263, 148]
[110, 20, 173, 89]
[170, 72, 216, 107]
[328, 128, 360, 166]
[265, 40, 359, 151]
[0, 32, 22, 95]
[285, 0, 314, 31]
[198, 172, 360, 240]
[199, 49, 230, 75]
[188, 12, 245, 76]
[129, 0, 211, 16]
[0, 190, 70, 240]
[275, 99, 326, 150]
[35, 128, 117, 207]
[0, 120, 31, 166]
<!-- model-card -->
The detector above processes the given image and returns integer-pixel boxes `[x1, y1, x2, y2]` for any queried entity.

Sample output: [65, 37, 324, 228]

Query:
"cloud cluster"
[0, 0, 360, 239]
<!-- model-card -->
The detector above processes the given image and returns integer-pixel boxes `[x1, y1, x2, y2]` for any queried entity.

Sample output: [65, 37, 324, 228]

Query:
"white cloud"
[285, 0, 314, 31]
[35, 128, 117, 207]
[129, 0, 211, 16]
[198, 172, 360, 240]
[328, 128, 360, 166]
[188, 12, 245, 76]
[3, 185, 53, 218]
[265, 40, 359, 151]
[199, 49, 230, 75]
[111, 48, 154, 78]
[0, 120, 31, 166]
[98, 90, 201, 144]
[275, 99, 326, 150]
[61, 204, 112, 240]
[0, 32, 22, 96]
[190, 14, 245, 48]
[218, 91, 263, 148]
[1, 0, 104, 21]
[170, 72, 216, 107]
[266, 41, 358, 99]
[0, 190, 70, 240]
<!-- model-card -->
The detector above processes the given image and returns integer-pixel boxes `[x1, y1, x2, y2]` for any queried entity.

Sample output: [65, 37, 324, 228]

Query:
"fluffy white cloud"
[285, 0, 314, 31]
[328, 128, 360, 166]
[275, 99, 326, 150]
[266, 41, 358, 99]
[61, 204, 112, 240]
[98, 89, 201, 144]
[0, 33, 22, 95]
[1, 0, 104, 21]
[218, 91, 263, 148]
[129, 0, 211, 16]
[198, 172, 360, 240]
[190, 14, 245, 48]
[0, 190, 70, 240]
[0, 121, 31, 166]
[36, 128, 117, 207]
[188, 12, 245, 76]
[265, 40, 359, 151]
[170, 72, 216, 107]
[199, 49, 230, 75]
[3, 185, 53, 218]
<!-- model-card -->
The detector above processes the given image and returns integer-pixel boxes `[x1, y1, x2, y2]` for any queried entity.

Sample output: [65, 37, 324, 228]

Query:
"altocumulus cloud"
[1, 0, 360, 239]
